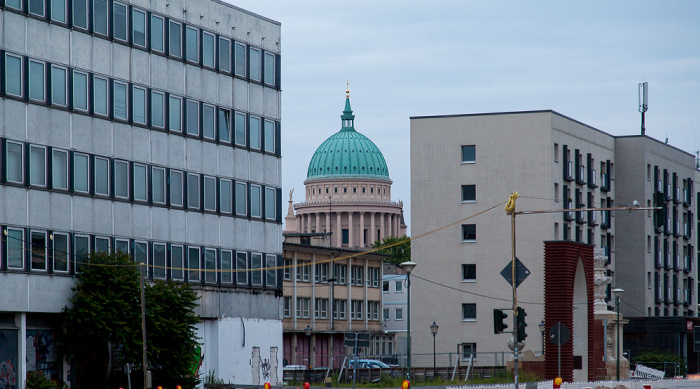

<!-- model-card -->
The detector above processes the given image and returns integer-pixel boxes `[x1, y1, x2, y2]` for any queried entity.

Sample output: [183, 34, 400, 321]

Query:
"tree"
[59, 252, 200, 389]
[371, 235, 411, 265]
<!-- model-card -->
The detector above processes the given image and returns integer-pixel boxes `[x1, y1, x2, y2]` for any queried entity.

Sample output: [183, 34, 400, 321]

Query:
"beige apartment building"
[409, 110, 696, 366]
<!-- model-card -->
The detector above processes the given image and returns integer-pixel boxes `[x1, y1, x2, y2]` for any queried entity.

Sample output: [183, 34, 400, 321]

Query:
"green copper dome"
[306, 95, 390, 181]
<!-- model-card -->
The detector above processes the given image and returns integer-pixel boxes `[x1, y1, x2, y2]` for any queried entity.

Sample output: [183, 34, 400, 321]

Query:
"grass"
[287, 370, 545, 387]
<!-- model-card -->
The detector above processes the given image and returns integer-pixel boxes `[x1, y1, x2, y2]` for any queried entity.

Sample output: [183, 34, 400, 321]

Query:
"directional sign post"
[549, 322, 570, 378]
[500, 257, 531, 288]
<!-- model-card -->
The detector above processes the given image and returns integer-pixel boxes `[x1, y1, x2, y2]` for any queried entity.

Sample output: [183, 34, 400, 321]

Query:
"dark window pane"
[73, 154, 89, 192]
[93, 0, 108, 35]
[462, 184, 476, 202]
[51, 66, 67, 106]
[220, 180, 232, 213]
[152, 168, 166, 204]
[51, 0, 66, 23]
[151, 91, 164, 127]
[234, 112, 246, 146]
[153, 244, 166, 279]
[29, 0, 45, 16]
[93, 77, 109, 116]
[202, 32, 215, 67]
[169, 21, 182, 57]
[113, 82, 128, 120]
[113, 2, 127, 41]
[250, 116, 260, 149]
[53, 234, 69, 272]
[29, 61, 45, 101]
[94, 157, 110, 195]
[234, 42, 246, 76]
[72, 0, 88, 28]
[264, 120, 275, 153]
[187, 174, 199, 209]
[132, 9, 146, 47]
[205, 249, 216, 283]
[72, 71, 88, 111]
[188, 247, 200, 281]
[462, 224, 476, 241]
[204, 177, 216, 211]
[151, 15, 164, 52]
[114, 161, 129, 198]
[264, 52, 275, 85]
[203, 105, 215, 139]
[186, 100, 199, 136]
[171, 246, 184, 280]
[134, 164, 147, 201]
[170, 171, 183, 206]
[185, 26, 198, 62]
[169, 96, 182, 132]
[462, 145, 476, 162]
[218, 109, 231, 142]
[133, 87, 146, 124]
[219, 38, 231, 72]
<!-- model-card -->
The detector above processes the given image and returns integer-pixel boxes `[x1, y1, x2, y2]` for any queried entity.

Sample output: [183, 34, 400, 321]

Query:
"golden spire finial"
[346, 81, 349, 98]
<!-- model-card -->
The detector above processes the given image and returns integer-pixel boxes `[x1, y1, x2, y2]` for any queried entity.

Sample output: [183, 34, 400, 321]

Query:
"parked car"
[348, 359, 391, 369]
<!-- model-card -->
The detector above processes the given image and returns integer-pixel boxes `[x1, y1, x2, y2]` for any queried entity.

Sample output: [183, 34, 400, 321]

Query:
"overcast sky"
[228, 1, 700, 235]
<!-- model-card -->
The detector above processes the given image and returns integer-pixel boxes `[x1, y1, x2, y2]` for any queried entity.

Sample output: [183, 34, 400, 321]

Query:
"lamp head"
[612, 288, 624, 297]
[430, 321, 438, 335]
[305, 324, 312, 336]
[400, 261, 417, 274]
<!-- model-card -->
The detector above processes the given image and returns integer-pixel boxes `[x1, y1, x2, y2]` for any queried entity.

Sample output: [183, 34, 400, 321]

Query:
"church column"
[379, 213, 385, 240]
[359, 212, 365, 247]
[394, 213, 400, 237]
[348, 212, 354, 247]
[316, 212, 322, 232]
[336, 212, 342, 247]
[326, 212, 331, 234]
[370, 213, 376, 243]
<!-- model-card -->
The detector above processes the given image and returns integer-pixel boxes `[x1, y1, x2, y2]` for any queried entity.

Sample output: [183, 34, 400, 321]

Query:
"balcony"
[588, 169, 597, 188]
[564, 201, 574, 221]
[564, 161, 573, 181]
[577, 165, 586, 185]
[601, 173, 610, 192]
[601, 211, 610, 229]
[588, 210, 598, 226]
[684, 255, 691, 273]
[683, 189, 691, 206]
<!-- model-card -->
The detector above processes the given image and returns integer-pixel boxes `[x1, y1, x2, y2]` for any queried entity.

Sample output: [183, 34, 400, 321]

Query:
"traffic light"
[516, 307, 527, 342]
[493, 309, 508, 334]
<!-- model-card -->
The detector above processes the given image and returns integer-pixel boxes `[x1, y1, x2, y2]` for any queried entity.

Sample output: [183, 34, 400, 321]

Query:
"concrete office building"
[0, 0, 283, 387]
[409, 110, 696, 368]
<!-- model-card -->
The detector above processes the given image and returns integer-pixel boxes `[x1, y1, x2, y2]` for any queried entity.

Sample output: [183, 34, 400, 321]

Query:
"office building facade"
[0, 0, 283, 386]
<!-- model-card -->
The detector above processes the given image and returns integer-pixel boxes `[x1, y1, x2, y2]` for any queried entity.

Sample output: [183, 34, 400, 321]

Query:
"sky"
[228, 1, 700, 234]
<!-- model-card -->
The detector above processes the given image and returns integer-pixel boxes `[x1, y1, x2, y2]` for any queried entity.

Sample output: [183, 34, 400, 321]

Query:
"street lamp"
[538, 320, 545, 355]
[400, 261, 417, 379]
[305, 324, 312, 380]
[430, 321, 439, 378]
[612, 288, 624, 381]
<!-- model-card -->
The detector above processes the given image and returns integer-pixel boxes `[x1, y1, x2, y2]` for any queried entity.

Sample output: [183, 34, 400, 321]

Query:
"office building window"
[51, 66, 67, 107]
[93, 76, 109, 116]
[6, 228, 24, 269]
[29, 60, 45, 102]
[113, 81, 128, 120]
[73, 153, 89, 193]
[218, 37, 231, 72]
[151, 243, 166, 279]
[30, 231, 47, 271]
[351, 300, 363, 320]
[264, 52, 275, 86]
[170, 170, 183, 207]
[94, 157, 110, 196]
[218, 109, 232, 143]
[203, 176, 216, 211]
[186, 100, 199, 136]
[333, 299, 346, 320]
[284, 297, 291, 318]
[133, 164, 148, 202]
[204, 248, 217, 283]
[152, 167, 166, 204]
[265, 187, 276, 220]
[5, 0, 22, 10]
[202, 104, 215, 139]
[169, 21, 182, 58]
[462, 264, 476, 282]
[150, 15, 165, 53]
[249, 47, 261, 81]
[264, 120, 275, 153]
[315, 298, 328, 319]
[29, 0, 45, 17]
[52, 149, 69, 190]
[171, 245, 184, 281]
[72, 0, 88, 28]
[72, 70, 88, 111]
[169, 95, 182, 132]
[283, 259, 291, 281]
[4, 54, 23, 97]
[462, 224, 476, 242]
[234, 112, 246, 146]
[220, 179, 232, 213]
[132, 9, 147, 47]
[113, 160, 128, 198]
[250, 116, 261, 150]
[461, 184, 476, 202]
[266, 254, 277, 287]
[112, 2, 128, 42]
[221, 250, 233, 284]
[235, 182, 247, 215]
[461, 145, 476, 163]
[134, 242, 148, 265]
[93, 0, 109, 36]
[334, 264, 346, 285]
[462, 303, 477, 320]
[236, 251, 248, 285]
[53, 233, 69, 272]
[187, 173, 200, 209]
[234, 42, 246, 77]
[132, 86, 147, 124]
[185, 26, 199, 63]
[296, 297, 311, 318]
[93, 236, 110, 253]
[151, 91, 164, 128]
[251, 185, 262, 218]
[29, 146, 46, 187]
[51, 0, 67, 23]
[74, 235, 89, 272]
[188, 247, 200, 282]
[202, 31, 215, 68]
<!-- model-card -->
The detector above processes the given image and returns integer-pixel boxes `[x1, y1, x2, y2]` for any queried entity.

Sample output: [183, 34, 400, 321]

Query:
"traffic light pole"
[506, 193, 519, 389]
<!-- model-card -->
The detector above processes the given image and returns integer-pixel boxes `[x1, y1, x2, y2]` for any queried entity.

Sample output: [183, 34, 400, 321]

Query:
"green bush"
[634, 349, 686, 377]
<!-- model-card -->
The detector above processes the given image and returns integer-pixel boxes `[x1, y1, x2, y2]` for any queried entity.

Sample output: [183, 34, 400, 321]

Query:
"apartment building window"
[333, 299, 346, 320]
[461, 145, 476, 163]
[235, 182, 247, 216]
[383, 308, 390, 320]
[4, 54, 23, 97]
[133, 86, 147, 124]
[282, 259, 292, 281]
[52, 149, 68, 190]
[296, 297, 310, 318]
[368, 301, 380, 320]
[462, 303, 477, 321]
[234, 42, 247, 77]
[29, 60, 45, 102]
[395, 308, 403, 320]
[395, 280, 403, 292]
[368, 267, 380, 287]
[169, 21, 182, 58]
[50, 66, 67, 107]
[462, 264, 476, 282]
[187, 247, 200, 282]
[296, 261, 310, 282]
[284, 297, 291, 318]
[236, 251, 248, 285]
[315, 298, 328, 319]
[462, 224, 476, 242]
[93, 0, 109, 36]
[249, 47, 261, 82]
[171, 245, 184, 281]
[170, 170, 184, 207]
[220, 179, 232, 213]
[461, 185, 476, 202]
[333, 264, 347, 285]
[383, 281, 389, 292]
[461, 343, 477, 360]
[351, 266, 364, 286]
[350, 300, 363, 320]
[315, 263, 329, 283]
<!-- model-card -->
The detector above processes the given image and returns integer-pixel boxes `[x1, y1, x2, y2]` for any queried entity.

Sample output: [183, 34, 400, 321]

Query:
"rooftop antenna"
[696, 150, 699, 170]
[638, 82, 648, 135]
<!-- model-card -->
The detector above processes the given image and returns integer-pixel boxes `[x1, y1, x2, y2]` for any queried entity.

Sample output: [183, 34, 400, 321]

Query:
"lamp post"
[612, 288, 624, 381]
[430, 321, 439, 378]
[305, 324, 312, 381]
[400, 261, 417, 379]
[538, 320, 545, 355]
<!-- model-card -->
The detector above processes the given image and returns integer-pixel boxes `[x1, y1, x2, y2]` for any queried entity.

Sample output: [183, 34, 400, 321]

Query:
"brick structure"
[543, 241, 596, 381]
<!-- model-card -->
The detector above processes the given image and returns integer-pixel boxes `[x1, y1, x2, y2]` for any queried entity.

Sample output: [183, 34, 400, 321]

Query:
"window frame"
[169, 170, 184, 207]
[263, 51, 275, 87]
[462, 264, 476, 282]
[4, 53, 24, 98]
[203, 175, 217, 212]
[51, 149, 69, 190]
[150, 14, 165, 53]
[234, 41, 246, 77]
[250, 184, 262, 218]
[112, 1, 129, 43]
[71, 0, 88, 30]
[133, 163, 148, 202]
[187, 173, 200, 210]
[461, 303, 477, 321]
[131, 8, 147, 48]
[170, 244, 185, 281]
[5, 0, 24, 12]
[185, 25, 199, 64]
[112, 80, 129, 121]
[73, 152, 90, 193]
[461, 184, 476, 203]
[113, 159, 129, 199]
[152, 242, 167, 280]
[186, 99, 200, 136]
[151, 90, 165, 128]
[461, 145, 476, 163]
[221, 249, 233, 284]
[151, 166, 166, 205]
[92, 0, 110, 36]
[187, 246, 200, 282]
[114, 238, 129, 254]
[28, 0, 46, 18]
[28, 59, 46, 103]
[5, 141, 24, 184]
[29, 145, 47, 187]
[132, 85, 147, 125]
[236, 251, 248, 285]
[168, 95, 183, 133]
[234, 111, 247, 147]
[93, 75, 110, 117]
[249, 116, 261, 150]
[30, 230, 48, 272]
[204, 248, 217, 284]
[94, 236, 111, 253]
[168, 20, 183, 58]
[202, 104, 216, 140]
[218, 108, 232, 144]
[266, 254, 277, 287]
[72, 70, 89, 112]
[50, 0, 67, 23]
[461, 224, 477, 242]
[219, 179, 232, 214]
[251, 253, 263, 286]
[249, 46, 261, 82]
[263, 119, 275, 153]
[218, 36, 231, 73]
[6, 228, 25, 270]
[52, 232, 70, 273]
[94, 156, 111, 197]
[202, 31, 216, 69]
[73, 234, 90, 273]
[265, 187, 276, 220]
[235, 181, 247, 216]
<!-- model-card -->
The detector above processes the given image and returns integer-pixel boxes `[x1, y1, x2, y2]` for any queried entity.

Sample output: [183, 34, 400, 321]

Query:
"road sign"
[549, 323, 570, 346]
[344, 332, 370, 347]
[500, 257, 531, 288]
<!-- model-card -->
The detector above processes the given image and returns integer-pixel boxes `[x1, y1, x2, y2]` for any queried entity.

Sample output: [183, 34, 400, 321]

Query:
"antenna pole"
[639, 82, 648, 135]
